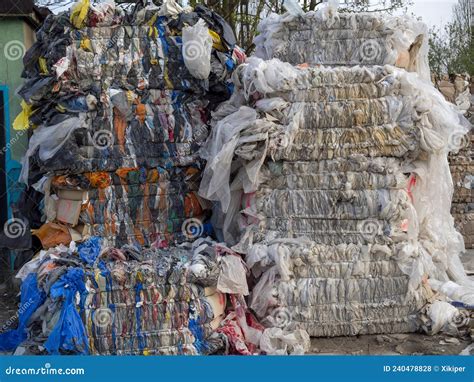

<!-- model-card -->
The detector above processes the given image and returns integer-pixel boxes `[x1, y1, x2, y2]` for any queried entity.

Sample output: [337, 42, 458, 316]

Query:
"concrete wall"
[0, 17, 35, 163]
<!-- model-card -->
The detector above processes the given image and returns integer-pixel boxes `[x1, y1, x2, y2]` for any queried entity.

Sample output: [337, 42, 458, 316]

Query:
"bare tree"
[429, 0, 473, 77]
[35, 0, 410, 51]
[204, 0, 409, 51]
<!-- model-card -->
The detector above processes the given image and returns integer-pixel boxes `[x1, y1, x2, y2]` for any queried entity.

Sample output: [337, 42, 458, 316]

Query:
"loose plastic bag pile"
[199, 6, 472, 338]
[17, 0, 245, 247]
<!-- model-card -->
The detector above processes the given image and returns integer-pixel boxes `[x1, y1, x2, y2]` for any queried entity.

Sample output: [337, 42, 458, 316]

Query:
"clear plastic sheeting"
[19, 116, 85, 184]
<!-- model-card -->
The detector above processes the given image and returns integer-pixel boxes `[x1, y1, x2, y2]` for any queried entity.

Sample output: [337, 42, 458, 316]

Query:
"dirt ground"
[310, 334, 472, 355]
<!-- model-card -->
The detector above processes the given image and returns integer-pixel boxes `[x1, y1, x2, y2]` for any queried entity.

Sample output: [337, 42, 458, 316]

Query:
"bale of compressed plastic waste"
[2, 234, 309, 355]
[1, 237, 243, 355]
[15, 0, 245, 248]
[199, 5, 472, 338]
[254, 4, 430, 80]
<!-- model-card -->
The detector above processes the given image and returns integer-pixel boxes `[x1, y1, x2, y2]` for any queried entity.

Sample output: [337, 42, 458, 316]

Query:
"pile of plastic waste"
[1, 0, 310, 356]
[2, 1, 472, 355]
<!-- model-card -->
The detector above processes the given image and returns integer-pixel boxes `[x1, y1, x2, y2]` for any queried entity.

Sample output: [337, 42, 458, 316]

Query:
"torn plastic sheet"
[45, 267, 89, 355]
[217, 251, 249, 296]
[77, 236, 101, 265]
[19, 116, 85, 184]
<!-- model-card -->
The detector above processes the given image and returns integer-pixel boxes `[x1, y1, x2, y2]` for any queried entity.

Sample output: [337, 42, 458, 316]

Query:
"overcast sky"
[395, 0, 458, 28]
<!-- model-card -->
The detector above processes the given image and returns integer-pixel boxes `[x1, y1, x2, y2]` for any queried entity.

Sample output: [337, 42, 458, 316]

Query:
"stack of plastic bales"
[438, 74, 473, 249]
[450, 128, 474, 249]
[17, 0, 244, 247]
[200, 6, 472, 337]
[254, 7, 430, 80]
[1, 0, 255, 356]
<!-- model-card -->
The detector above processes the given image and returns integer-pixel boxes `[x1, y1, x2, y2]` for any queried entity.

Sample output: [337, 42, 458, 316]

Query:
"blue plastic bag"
[77, 236, 101, 265]
[44, 267, 89, 355]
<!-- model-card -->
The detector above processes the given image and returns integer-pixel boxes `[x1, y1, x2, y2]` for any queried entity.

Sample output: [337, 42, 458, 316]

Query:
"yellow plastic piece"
[148, 26, 158, 39]
[208, 29, 225, 51]
[80, 38, 92, 52]
[70, 0, 90, 29]
[13, 101, 33, 131]
[38, 57, 49, 75]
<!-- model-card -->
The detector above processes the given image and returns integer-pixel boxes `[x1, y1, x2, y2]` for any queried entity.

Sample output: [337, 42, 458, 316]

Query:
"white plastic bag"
[217, 254, 249, 295]
[282, 0, 304, 17]
[182, 19, 213, 80]
[427, 301, 459, 334]
[259, 327, 310, 355]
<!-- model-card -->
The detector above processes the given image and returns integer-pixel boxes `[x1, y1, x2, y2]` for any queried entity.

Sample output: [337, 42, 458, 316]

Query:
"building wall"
[0, 18, 35, 164]
[0, 18, 36, 216]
